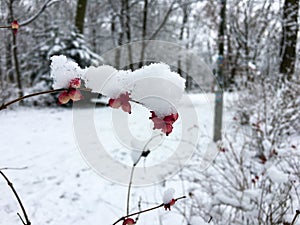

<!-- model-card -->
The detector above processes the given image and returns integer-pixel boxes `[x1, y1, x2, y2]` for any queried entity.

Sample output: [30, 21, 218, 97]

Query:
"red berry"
[123, 218, 135, 225]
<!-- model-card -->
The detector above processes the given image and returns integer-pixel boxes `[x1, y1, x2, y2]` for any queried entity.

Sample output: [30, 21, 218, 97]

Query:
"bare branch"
[0, 166, 28, 170]
[20, 0, 60, 27]
[126, 134, 163, 214]
[0, 88, 67, 110]
[0, 170, 31, 225]
[148, 1, 176, 40]
[0, 25, 11, 28]
[291, 210, 300, 225]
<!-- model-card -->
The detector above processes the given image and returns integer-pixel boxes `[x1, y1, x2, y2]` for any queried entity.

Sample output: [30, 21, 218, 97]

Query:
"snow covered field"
[0, 94, 219, 225]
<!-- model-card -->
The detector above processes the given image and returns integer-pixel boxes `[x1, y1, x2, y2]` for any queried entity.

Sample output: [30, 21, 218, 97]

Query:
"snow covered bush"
[183, 78, 300, 225]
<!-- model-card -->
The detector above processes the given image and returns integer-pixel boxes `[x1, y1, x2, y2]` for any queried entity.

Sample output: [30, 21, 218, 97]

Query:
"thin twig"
[0, 25, 11, 28]
[126, 134, 163, 214]
[0, 88, 67, 110]
[20, 0, 59, 26]
[17, 213, 26, 225]
[0, 166, 28, 170]
[0, 170, 31, 225]
[134, 197, 142, 223]
[126, 164, 136, 215]
[0, 87, 138, 111]
[291, 210, 300, 225]
[113, 196, 186, 225]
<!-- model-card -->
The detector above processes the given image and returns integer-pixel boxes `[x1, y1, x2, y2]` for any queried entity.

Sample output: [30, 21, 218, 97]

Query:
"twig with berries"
[113, 196, 186, 225]
[0, 77, 95, 110]
[0, 20, 19, 35]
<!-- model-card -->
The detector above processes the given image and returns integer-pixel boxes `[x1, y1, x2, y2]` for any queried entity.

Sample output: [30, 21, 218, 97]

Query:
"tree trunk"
[7, 0, 23, 97]
[139, 0, 148, 68]
[6, 0, 13, 83]
[12, 33, 23, 97]
[6, 30, 13, 83]
[113, 1, 126, 69]
[213, 0, 226, 142]
[75, 0, 88, 34]
[279, 0, 299, 80]
[177, 4, 189, 88]
[123, 0, 133, 70]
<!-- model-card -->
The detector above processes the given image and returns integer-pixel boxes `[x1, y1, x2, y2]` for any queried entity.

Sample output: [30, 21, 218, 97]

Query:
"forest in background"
[0, 0, 299, 103]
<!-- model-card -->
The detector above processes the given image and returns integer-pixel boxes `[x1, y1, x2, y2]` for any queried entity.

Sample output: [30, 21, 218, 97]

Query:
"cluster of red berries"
[108, 92, 131, 114]
[149, 111, 179, 136]
[108, 92, 179, 135]
[58, 78, 83, 104]
[58, 84, 179, 135]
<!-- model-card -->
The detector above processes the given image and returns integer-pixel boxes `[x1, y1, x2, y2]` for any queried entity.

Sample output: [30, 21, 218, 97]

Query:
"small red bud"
[58, 91, 71, 104]
[108, 92, 131, 114]
[164, 199, 176, 211]
[11, 20, 19, 35]
[123, 218, 135, 225]
[69, 78, 81, 88]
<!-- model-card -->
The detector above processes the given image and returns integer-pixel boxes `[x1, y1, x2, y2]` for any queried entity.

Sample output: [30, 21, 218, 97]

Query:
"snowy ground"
[0, 93, 227, 225]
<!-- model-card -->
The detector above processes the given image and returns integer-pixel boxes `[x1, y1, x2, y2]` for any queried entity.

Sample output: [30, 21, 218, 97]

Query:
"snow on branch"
[50, 55, 186, 135]
[83, 61, 185, 117]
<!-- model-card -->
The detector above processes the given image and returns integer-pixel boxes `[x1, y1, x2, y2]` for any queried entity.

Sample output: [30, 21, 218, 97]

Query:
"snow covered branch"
[50, 55, 185, 135]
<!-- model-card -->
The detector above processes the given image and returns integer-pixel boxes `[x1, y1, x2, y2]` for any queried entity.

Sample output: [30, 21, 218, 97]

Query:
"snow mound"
[163, 188, 175, 204]
[50, 55, 86, 89]
[267, 166, 289, 183]
[84, 63, 186, 117]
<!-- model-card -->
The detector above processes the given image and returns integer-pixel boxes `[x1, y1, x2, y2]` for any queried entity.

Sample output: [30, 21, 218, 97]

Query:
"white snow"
[84, 63, 186, 117]
[214, 193, 241, 208]
[190, 216, 207, 225]
[199, 141, 219, 171]
[162, 188, 175, 204]
[266, 165, 289, 183]
[129, 63, 186, 117]
[248, 62, 256, 70]
[262, 139, 272, 151]
[50, 55, 86, 89]
[0, 93, 215, 225]
[52, 56, 186, 117]
[130, 139, 145, 164]
[83, 65, 121, 97]
[1, 91, 297, 225]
